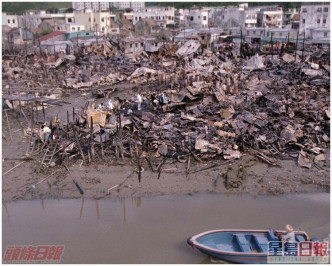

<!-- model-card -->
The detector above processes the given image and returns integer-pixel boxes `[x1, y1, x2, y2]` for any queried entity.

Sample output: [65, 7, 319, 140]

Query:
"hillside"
[2, 2, 72, 14]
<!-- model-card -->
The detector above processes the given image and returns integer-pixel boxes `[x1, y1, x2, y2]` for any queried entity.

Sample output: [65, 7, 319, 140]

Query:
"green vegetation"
[2, 2, 71, 15]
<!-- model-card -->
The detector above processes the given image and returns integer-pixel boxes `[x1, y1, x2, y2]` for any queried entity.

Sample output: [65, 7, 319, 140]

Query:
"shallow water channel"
[2, 193, 329, 263]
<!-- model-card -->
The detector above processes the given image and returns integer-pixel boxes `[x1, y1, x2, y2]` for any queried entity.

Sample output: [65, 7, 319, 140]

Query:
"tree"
[65, 7, 74, 13]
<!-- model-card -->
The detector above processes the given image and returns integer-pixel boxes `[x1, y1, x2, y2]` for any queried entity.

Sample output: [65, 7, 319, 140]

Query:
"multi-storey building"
[18, 10, 75, 30]
[300, 3, 330, 37]
[260, 6, 283, 28]
[133, 6, 175, 28]
[187, 7, 209, 29]
[73, 10, 117, 35]
[73, 2, 145, 12]
[3, 13, 19, 28]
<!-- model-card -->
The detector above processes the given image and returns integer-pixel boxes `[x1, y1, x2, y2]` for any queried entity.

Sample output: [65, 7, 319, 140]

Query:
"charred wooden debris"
[2, 39, 330, 178]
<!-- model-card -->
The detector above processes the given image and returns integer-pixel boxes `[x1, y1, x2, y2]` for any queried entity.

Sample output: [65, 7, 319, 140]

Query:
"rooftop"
[37, 31, 65, 42]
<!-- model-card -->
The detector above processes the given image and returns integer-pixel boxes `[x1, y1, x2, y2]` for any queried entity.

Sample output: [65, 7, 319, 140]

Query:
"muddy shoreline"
[3, 143, 330, 203]
[2, 91, 330, 203]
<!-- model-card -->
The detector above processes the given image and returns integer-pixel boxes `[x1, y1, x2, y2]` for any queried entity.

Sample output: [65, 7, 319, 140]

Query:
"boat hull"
[187, 229, 309, 264]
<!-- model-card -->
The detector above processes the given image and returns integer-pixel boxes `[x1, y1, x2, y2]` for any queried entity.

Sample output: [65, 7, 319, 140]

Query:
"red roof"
[37, 31, 65, 42]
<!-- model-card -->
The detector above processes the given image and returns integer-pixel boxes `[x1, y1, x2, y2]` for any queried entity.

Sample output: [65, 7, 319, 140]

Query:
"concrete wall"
[300, 4, 330, 36]
[133, 7, 175, 27]
[211, 7, 245, 29]
[188, 10, 209, 29]
[311, 29, 330, 39]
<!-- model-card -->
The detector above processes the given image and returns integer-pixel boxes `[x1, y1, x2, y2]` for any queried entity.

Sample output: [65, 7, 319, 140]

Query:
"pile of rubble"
[3, 39, 330, 174]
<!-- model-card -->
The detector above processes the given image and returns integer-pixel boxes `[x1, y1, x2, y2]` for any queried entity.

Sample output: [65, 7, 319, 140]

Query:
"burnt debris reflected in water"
[2, 193, 329, 264]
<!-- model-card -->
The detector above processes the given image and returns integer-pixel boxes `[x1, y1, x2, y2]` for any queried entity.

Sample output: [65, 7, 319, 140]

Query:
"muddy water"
[2, 193, 329, 264]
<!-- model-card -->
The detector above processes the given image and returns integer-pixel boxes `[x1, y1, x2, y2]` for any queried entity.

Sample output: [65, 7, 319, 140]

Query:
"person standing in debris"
[107, 98, 113, 113]
[151, 94, 158, 111]
[97, 102, 104, 111]
[159, 93, 167, 107]
[137, 94, 142, 111]
[41, 124, 51, 143]
[279, 43, 285, 58]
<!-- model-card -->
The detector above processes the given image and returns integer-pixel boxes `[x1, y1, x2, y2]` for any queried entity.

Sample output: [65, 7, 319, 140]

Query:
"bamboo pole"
[90, 117, 94, 159]
[100, 129, 104, 158]
[73, 125, 85, 162]
[4, 110, 13, 141]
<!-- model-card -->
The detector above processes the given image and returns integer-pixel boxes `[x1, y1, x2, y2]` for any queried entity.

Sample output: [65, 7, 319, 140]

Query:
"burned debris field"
[2, 39, 330, 203]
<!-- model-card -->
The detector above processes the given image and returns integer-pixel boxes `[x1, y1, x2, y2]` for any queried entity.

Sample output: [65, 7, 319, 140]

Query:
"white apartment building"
[4, 14, 19, 28]
[300, 4, 330, 37]
[111, 2, 145, 11]
[244, 7, 260, 28]
[261, 6, 283, 28]
[18, 10, 75, 29]
[133, 7, 175, 28]
[73, 2, 145, 12]
[73, 2, 109, 11]
[175, 9, 189, 25]
[74, 10, 117, 35]
[187, 8, 209, 29]
[211, 6, 245, 29]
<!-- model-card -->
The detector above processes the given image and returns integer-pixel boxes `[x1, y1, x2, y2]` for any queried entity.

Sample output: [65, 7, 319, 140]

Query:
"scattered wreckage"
[2, 39, 330, 187]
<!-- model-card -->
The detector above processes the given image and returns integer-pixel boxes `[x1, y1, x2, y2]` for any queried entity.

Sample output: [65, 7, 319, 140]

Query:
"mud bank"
[2, 147, 329, 203]
[2, 92, 330, 203]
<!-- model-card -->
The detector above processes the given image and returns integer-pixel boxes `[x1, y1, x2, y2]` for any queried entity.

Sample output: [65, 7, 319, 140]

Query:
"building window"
[155, 43, 157, 47]
[190, 16, 193, 21]
[7, 19, 10, 23]
[247, 30, 249, 34]
[279, 32, 282, 37]
[78, 27, 80, 31]
[302, 19, 305, 23]
[203, 16, 207, 20]
[141, 42, 143, 47]
[302, 8, 307, 13]
[324, 32, 327, 37]
[317, 7, 322, 12]
[101, 18, 104, 22]
[135, 43, 138, 47]
[68, 18, 72, 23]
[102, 27, 105, 32]
[58, 26, 60, 30]
[317, 19, 320, 24]
[253, 30, 256, 34]
[86, 32, 89, 36]
[72, 27, 76, 31]
[89, 18, 91, 22]
[130, 44, 132, 48]
[12, 19, 15, 23]
[271, 32, 275, 37]
[324, 7, 328, 12]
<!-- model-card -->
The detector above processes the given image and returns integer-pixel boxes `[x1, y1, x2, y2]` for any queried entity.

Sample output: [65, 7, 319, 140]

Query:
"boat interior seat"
[295, 235, 306, 242]
[253, 235, 269, 253]
[234, 234, 252, 253]
[267, 231, 279, 242]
